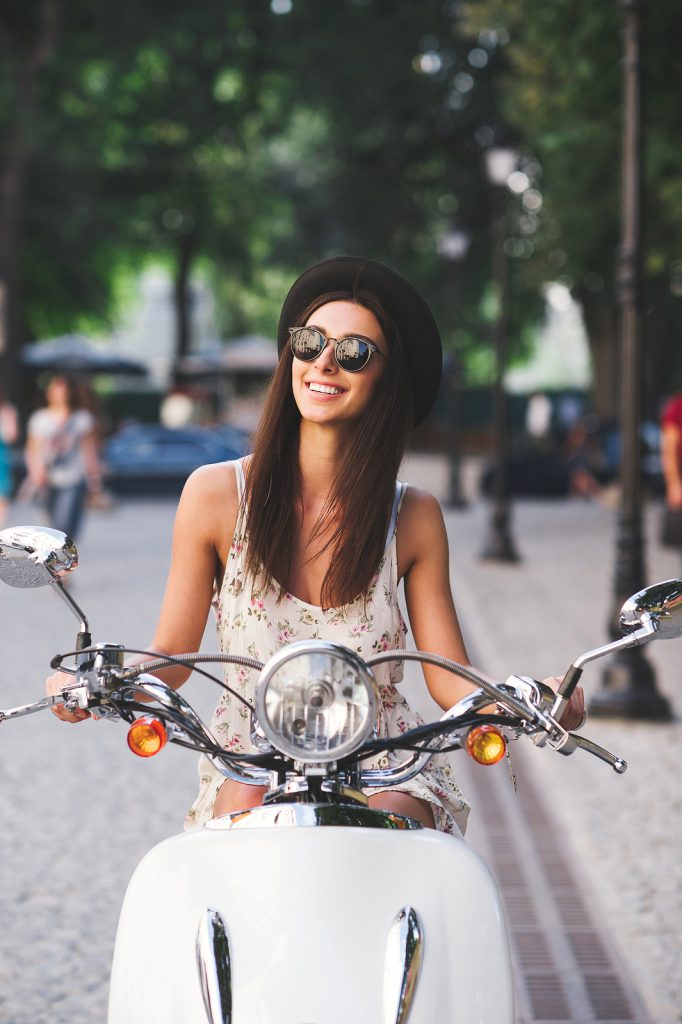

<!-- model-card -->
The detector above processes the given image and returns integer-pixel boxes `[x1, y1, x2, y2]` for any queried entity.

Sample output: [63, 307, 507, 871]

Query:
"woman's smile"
[305, 380, 347, 398]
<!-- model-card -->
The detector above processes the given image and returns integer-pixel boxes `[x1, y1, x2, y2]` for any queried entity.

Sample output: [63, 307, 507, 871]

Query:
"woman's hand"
[543, 677, 586, 731]
[47, 670, 91, 723]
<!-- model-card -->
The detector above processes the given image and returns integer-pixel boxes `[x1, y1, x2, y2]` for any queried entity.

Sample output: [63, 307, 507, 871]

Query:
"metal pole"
[590, 0, 671, 719]
[481, 187, 520, 562]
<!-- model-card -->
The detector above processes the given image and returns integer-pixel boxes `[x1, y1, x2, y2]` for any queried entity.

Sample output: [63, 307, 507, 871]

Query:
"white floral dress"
[185, 460, 470, 836]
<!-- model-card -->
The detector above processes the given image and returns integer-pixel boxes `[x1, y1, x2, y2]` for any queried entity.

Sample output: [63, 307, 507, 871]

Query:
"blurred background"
[1, 0, 681, 494]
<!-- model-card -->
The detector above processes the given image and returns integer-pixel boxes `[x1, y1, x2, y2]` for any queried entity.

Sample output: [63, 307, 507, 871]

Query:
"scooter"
[1, 524, 680, 1024]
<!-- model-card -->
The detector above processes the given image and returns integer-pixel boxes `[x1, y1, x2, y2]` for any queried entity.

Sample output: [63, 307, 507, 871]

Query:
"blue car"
[103, 424, 248, 495]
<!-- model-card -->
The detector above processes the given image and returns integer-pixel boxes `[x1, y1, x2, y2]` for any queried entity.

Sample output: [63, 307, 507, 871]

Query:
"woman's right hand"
[47, 671, 91, 723]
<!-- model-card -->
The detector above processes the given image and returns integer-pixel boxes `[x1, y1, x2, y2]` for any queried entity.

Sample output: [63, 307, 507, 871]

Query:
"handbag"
[661, 506, 682, 548]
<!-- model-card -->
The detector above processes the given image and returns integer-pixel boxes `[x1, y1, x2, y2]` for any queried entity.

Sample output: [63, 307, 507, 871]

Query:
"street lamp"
[590, 0, 671, 719]
[481, 147, 520, 562]
[438, 228, 472, 509]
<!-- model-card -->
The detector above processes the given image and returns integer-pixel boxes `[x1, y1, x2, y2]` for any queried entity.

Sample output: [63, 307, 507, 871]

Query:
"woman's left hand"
[543, 677, 586, 731]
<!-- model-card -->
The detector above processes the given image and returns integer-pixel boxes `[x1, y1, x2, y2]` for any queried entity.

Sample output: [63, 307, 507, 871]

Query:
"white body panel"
[109, 824, 513, 1024]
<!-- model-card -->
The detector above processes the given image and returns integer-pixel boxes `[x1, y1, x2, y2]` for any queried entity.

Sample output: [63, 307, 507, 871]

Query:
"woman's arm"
[399, 487, 584, 729]
[399, 488, 472, 710]
[48, 461, 240, 720]
[661, 422, 682, 507]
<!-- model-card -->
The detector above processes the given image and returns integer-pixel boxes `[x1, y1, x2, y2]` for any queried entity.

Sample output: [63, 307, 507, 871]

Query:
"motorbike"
[1, 524, 681, 1024]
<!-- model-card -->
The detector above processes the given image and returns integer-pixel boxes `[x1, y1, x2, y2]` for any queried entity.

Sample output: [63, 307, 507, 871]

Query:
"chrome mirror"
[620, 579, 682, 640]
[0, 526, 78, 588]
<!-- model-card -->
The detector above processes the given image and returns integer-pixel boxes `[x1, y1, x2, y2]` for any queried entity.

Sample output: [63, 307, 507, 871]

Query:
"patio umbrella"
[177, 335, 278, 377]
[21, 334, 148, 376]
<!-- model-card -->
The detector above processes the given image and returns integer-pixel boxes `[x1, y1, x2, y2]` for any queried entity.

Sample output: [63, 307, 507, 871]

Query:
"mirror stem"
[551, 617, 658, 721]
[51, 578, 90, 639]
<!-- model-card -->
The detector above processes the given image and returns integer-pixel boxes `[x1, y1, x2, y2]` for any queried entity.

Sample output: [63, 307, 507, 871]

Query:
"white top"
[28, 408, 94, 487]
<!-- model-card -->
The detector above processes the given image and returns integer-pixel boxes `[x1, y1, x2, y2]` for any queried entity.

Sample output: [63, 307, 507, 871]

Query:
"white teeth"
[307, 382, 344, 395]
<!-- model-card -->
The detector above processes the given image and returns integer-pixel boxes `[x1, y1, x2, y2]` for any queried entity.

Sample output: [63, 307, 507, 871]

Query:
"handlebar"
[0, 645, 628, 781]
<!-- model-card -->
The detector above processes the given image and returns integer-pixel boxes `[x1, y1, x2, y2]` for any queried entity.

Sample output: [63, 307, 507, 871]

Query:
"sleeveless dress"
[185, 461, 470, 836]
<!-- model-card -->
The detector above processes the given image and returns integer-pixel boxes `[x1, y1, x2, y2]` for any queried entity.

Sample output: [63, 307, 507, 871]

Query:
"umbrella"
[21, 334, 148, 376]
[178, 335, 278, 377]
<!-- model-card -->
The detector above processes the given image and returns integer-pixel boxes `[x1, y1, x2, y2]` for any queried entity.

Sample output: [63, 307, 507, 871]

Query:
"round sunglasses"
[289, 326, 388, 373]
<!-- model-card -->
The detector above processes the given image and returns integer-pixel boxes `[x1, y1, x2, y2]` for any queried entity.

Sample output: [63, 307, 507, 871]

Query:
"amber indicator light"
[465, 724, 506, 766]
[127, 716, 168, 757]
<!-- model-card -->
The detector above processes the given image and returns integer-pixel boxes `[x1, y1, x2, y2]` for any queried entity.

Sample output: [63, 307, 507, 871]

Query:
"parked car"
[102, 424, 248, 495]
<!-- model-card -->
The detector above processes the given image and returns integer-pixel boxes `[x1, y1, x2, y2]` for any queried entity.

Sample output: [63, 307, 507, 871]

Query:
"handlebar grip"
[557, 664, 583, 700]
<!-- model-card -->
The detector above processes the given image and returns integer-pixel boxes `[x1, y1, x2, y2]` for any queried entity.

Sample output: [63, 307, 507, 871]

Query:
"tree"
[463, 0, 682, 416]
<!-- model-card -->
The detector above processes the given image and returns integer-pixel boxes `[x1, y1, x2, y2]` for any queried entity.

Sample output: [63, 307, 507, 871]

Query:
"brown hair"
[244, 289, 414, 608]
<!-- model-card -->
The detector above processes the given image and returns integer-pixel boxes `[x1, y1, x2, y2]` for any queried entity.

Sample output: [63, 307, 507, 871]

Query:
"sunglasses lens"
[335, 337, 372, 371]
[290, 328, 325, 361]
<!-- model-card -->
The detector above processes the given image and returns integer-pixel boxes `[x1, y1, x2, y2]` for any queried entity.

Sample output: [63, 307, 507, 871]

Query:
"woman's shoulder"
[398, 483, 444, 523]
[396, 485, 446, 574]
[177, 459, 246, 555]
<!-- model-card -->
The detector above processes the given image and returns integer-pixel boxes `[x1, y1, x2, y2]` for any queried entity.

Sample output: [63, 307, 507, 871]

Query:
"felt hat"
[277, 256, 442, 426]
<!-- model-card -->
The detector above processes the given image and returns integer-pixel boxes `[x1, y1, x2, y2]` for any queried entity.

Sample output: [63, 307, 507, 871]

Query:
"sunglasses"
[289, 326, 388, 373]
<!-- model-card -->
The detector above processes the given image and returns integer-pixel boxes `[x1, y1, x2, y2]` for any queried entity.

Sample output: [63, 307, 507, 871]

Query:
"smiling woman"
[46, 255, 586, 840]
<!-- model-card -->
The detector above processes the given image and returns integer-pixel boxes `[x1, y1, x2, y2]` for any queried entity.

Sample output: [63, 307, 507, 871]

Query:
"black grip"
[558, 664, 583, 701]
[76, 630, 92, 651]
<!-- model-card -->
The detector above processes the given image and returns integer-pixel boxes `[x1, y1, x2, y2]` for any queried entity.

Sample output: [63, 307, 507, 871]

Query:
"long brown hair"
[244, 288, 414, 608]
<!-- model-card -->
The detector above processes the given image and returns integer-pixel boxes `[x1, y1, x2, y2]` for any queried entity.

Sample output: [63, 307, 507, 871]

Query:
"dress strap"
[384, 480, 407, 552]
[234, 458, 247, 502]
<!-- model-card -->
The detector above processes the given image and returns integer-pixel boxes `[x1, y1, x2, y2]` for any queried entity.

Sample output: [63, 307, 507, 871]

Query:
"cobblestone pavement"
[401, 453, 682, 1024]
[1, 458, 680, 1023]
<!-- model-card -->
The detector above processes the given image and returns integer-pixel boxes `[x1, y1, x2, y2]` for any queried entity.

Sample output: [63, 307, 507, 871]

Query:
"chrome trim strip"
[205, 802, 423, 831]
[383, 906, 423, 1024]
[196, 908, 232, 1024]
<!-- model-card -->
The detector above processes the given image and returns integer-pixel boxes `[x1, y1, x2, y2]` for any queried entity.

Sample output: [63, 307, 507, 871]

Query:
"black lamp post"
[438, 228, 472, 509]
[481, 147, 520, 563]
[590, 0, 671, 719]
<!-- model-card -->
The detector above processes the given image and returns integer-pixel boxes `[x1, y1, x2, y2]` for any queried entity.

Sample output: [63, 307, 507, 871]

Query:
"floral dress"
[185, 460, 470, 836]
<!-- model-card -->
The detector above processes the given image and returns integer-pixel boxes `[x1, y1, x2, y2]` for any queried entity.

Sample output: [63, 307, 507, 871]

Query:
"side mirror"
[620, 579, 682, 640]
[0, 526, 78, 588]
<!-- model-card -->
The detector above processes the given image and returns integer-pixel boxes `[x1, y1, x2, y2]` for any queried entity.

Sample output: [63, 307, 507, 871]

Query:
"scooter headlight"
[255, 641, 379, 762]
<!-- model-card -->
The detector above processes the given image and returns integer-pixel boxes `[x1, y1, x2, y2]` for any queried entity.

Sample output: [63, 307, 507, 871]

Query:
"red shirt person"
[661, 394, 682, 508]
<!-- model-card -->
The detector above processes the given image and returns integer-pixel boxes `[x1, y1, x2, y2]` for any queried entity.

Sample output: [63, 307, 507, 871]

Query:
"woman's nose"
[314, 339, 337, 371]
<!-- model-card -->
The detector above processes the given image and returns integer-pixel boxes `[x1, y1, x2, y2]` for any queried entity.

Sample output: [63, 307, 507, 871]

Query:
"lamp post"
[481, 147, 520, 562]
[438, 228, 472, 509]
[590, 0, 671, 719]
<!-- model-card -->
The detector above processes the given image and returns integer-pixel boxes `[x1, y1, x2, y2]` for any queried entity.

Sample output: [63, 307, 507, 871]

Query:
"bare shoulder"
[175, 460, 242, 562]
[397, 485, 447, 578]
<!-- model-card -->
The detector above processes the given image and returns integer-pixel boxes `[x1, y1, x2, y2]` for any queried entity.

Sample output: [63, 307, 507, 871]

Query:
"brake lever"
[0, 693, 66, 722]
[556, 733, 628, 773]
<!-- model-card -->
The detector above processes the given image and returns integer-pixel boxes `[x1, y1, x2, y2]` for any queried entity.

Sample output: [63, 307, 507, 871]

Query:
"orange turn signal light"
[465, 724, 506, 766]
[127, 716, 168, 758]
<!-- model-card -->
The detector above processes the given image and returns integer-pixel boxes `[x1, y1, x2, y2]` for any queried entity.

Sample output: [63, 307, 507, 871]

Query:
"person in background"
[25, 375, 102, 541]
[661, 392, 682, 510]
[0, 387, 19, 528]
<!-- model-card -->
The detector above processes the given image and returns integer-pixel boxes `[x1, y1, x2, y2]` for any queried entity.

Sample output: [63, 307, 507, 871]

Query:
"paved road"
[1, 459, 680, 1023]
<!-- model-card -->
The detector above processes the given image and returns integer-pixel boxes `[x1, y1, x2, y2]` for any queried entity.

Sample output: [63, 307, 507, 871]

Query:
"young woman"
[48, 257, 584, 834]
[25, 375, 103, 540]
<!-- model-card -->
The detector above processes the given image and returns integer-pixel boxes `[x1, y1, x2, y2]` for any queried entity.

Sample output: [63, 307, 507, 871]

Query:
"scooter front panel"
[108, 825, 513, 1023]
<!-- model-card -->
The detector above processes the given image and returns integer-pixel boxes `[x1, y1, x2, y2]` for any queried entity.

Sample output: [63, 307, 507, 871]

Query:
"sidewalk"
[401, 452, 682, 1024]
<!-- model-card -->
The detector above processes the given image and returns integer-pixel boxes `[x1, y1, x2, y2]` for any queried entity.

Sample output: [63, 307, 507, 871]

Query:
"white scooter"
[1, 524, 680, 1024]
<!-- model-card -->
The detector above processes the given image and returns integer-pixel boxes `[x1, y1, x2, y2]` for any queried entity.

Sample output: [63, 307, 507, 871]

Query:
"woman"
[25, 375, 102, 541]
[49, 257, 584, 834]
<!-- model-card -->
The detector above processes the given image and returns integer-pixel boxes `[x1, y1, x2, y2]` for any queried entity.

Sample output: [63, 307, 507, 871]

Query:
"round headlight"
[255, 641, 379, 763]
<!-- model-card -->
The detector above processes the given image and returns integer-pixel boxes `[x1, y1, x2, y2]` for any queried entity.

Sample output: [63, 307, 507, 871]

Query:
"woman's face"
[291, 300, 389, 427]
[46, 377, 70, 406]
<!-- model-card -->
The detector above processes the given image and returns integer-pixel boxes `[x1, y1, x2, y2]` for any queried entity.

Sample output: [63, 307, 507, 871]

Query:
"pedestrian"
[660, 391, 682, 554]
[0, 387, 19, 528]
[47, 256, 584, 834]
[25, 374, 103, 541]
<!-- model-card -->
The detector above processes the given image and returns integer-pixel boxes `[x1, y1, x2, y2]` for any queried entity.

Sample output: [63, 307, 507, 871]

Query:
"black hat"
[277, 256, 442, 427]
